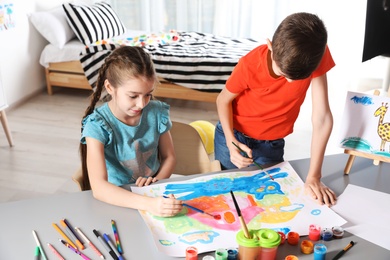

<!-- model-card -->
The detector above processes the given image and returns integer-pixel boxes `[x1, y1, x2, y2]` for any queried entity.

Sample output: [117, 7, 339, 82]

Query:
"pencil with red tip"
[230, 190, 251, 239]
[231, 142, 274, 180]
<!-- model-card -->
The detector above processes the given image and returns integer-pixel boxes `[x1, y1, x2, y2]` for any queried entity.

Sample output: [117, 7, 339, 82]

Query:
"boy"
[214, 12, 337, 206]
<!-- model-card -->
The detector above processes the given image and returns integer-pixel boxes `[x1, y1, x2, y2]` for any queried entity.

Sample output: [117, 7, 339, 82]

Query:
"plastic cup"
[257, 229, 281, 260]
[236, 230, 260, 260]
[314, 243, 327, 260]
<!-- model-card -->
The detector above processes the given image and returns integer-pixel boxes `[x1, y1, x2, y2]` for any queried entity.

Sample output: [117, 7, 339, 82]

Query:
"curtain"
[109, 0, 280, 40]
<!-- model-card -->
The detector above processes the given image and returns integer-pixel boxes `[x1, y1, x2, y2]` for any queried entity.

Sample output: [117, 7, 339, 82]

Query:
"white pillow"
[28, 6, 76, 49]
[62, 2, 126, 46]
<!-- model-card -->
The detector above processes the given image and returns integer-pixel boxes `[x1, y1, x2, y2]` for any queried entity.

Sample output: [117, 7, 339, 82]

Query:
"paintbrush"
[183, 203, 218, 218]
[230, 190, 251, 239]
[231, 141, 275, 180]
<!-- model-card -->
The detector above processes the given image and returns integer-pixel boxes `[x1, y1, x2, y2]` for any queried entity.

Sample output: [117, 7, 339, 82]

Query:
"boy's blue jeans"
[214, 121, 285, 170]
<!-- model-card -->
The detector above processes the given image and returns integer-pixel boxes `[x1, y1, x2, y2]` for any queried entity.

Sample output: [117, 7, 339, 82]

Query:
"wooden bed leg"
[45, 68, 53, 95]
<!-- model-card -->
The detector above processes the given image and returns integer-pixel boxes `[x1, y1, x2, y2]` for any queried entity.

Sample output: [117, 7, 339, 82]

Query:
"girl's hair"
[79, 46, 157, 190]
[272, 12, 328, 80]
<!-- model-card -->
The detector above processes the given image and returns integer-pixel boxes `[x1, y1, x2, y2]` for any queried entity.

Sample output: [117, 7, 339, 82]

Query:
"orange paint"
[247, 194, 257, 206]
[223, 211, 236, 224]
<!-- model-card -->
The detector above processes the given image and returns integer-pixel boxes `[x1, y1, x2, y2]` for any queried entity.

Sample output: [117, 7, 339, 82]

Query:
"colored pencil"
[32, 230, 48, 260]
[93, 229, 118, 260]
[52, 223, 77, 249]
[75, 227, 105, 259]
[103, 233, 124, 260]
[60, 219, 85, 250]
[59, 239, 90, 260]
[111, 220, 123, 254]
[230, 190, 251, 239]
[231, 141, 275, 180]
[47, 243, 65, 260]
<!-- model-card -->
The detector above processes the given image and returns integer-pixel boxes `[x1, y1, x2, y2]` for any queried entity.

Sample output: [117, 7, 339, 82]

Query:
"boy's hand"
[304, 178, 337, 207]
[229, 141, 253, 168]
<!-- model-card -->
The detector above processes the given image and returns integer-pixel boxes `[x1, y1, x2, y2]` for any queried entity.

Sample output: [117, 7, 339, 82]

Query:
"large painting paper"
[132, 161, 346, 257]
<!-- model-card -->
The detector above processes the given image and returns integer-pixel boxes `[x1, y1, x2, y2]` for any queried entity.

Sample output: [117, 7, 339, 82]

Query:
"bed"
[31, 3, 260, 103]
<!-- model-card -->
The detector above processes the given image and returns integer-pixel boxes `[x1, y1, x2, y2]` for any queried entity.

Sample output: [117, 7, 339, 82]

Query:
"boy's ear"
[266, 38, 272, 51]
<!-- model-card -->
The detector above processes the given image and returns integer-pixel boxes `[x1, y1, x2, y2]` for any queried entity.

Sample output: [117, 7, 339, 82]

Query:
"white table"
[0, 153, 389, 259]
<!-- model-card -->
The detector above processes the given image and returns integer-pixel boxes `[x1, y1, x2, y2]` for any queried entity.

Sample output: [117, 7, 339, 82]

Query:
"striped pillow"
[62, 2, 126, 46]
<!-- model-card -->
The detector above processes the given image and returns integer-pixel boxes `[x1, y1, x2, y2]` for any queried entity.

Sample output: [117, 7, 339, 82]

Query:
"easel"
[344, 89, 390, 174]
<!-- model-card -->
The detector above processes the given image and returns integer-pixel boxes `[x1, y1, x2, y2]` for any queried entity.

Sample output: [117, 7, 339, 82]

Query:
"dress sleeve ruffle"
[158, 102, 172, 134]
[81, 110, 113, 145]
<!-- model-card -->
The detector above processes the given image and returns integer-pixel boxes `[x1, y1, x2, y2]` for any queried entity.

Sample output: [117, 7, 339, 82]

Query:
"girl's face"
[105, 77, 155, 125]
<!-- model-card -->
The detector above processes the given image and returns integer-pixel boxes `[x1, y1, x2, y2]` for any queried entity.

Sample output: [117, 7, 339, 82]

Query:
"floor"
[0, 87, 343, 204]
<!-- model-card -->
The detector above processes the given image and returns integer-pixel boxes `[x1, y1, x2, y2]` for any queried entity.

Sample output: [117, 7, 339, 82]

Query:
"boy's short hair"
[272, 12, 328, 80]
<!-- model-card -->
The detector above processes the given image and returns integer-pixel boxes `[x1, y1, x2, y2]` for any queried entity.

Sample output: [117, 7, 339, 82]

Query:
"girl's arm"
[305, 74, 337, 206]
[216, 87, 253, 168]
[85, 137, 182, 217]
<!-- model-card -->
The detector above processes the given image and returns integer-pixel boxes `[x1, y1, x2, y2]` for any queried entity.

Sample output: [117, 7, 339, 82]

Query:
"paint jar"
[308, 224, 321, 241]
[186, 246, 198, 260]
[320, 228, 333, 241]
[300, 240, 314, 254]
[313, 243, 327, 260]
[284, 255, 299, 260]
[236, 229, 260, 260]
[277, 231, 286, 245]
[287, 231, 300, 245]
[257, 229, 281, 260]
[227, 248, 238, 260]
[215, 248, 228, 260]
[332, 226, 344, 239]
[203, 256, 216, 260]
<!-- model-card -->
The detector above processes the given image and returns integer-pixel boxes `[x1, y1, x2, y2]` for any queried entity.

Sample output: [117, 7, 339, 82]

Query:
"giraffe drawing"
[374, 102, 390, 151]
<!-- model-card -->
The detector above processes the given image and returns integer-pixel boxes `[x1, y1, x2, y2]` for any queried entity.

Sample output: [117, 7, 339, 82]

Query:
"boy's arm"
[216, 88, 253, 168]
[305, 74, 337, 206]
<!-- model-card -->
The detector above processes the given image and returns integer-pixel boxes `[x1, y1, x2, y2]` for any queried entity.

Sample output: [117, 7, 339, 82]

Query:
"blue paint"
[350, 95, 374, 105]
[311, 209, 321, 215]
[163, 168, 288, 201]
[178, 230, 220, 245]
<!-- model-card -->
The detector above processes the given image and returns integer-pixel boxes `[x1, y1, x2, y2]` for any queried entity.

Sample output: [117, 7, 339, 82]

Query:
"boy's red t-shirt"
[226, 44, 335, 140]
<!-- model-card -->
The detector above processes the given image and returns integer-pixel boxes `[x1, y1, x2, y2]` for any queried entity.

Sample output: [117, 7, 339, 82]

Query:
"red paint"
[309, 224, 321, 241]
[185, 246, 198, 260]
[214, 214, 221, 220]
[287, 231, 299, 245]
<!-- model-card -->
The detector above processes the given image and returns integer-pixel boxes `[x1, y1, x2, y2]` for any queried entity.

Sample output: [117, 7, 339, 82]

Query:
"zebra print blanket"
[79, 31, 260, 90]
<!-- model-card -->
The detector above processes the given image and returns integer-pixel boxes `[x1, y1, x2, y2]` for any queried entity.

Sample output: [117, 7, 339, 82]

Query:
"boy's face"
[266, 38, 293, 83]
[271, 59, 293, 83]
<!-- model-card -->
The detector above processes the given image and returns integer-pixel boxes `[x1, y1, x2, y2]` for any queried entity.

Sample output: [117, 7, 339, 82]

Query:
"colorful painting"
[0, 1, 15, 30]
[339, 91, 390, 157]
[132, 161, 346, 257]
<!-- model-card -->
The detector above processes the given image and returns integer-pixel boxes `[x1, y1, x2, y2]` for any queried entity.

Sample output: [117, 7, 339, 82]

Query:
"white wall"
[0, 0, 63, 107]
[0, 0, 386, 109]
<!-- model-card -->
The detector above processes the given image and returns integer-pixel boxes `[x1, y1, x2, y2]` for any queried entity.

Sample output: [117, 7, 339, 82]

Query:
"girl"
[80, 46, 182, 217]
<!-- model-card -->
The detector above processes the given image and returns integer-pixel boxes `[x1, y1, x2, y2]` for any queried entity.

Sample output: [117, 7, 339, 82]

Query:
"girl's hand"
[304, 177, 336, 207]
[135, 176, 158, 187]
[229, 141, 253, 168]
[148, 194, 183, 217]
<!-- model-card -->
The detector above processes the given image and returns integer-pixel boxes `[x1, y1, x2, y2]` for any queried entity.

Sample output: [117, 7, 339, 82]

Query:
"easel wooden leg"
[0, 110, 14, 147]
[344, 154, 355, 174]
